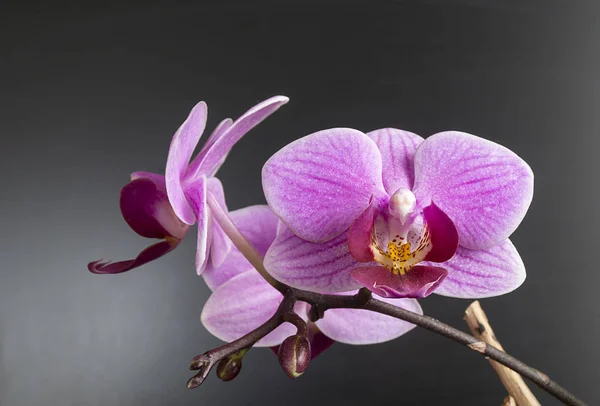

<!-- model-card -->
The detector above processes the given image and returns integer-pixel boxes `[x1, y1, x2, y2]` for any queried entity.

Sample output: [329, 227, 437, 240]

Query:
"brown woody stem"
[202, 207, 587, 406]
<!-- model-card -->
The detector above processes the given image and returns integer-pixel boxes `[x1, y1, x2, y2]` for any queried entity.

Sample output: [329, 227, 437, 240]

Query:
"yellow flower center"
[369, 223, 432, 275]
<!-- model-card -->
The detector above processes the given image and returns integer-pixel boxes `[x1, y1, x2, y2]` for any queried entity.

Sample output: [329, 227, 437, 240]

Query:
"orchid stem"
[188, 293, 297, 388]
[198, 200, 585, 405]
[206, 195, 284, 292]
[192, 288, 585, 405]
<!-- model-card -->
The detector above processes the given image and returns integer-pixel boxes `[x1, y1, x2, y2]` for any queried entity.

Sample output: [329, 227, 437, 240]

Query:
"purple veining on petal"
[367, 128, 424, 194]
[412, 131, 534, 250]
[432, 239, 526, 298]
[265, 224, 362, 293]
[263, 128, 385, 243]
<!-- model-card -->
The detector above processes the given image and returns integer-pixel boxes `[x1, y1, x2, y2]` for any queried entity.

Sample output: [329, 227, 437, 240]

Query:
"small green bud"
[278, 335, 311, 379]
[216, 349, 247, 382]
[216, 356, 242, 382]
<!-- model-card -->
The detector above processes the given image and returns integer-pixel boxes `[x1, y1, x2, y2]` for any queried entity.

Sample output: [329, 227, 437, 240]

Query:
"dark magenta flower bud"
[216, 356, 242, 382]
[278, 335, 311, 379]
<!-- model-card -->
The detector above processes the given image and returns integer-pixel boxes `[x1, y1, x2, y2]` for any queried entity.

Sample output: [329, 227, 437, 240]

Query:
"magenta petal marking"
[184, 176, 209, 275]
[197, 96, 289, 177]
[200, 270, 297, 347]
[351, 265, 447, 298]
[263, 128, 385, 242]
[367, 128, 424, 193]
[348, 198, 379, 262]
[422, 202, 459, 263]
[432, 239, 526, 298]
[120, 177, 170, 239]
[88, 239, 178, 274]
[265, 224, 362, 293]
[315, 293, 422, 344]
[412, 131, 534, 250]
[120, 176, 188, 240]
[165, 101, 208, 225]
[187, 118, 234, 180]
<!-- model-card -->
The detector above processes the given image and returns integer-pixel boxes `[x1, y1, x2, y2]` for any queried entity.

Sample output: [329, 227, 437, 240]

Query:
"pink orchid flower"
[262, 128, 533, 299]
[88, 96, 288, 274]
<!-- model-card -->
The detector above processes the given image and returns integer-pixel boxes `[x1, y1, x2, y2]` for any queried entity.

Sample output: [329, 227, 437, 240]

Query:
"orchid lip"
[369, 213, 431, 276]
[352, 202, 458, 298]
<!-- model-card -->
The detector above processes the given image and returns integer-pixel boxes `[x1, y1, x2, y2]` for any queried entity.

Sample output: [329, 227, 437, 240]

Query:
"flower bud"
[216, 356, 242, 382]
[278, 335, 311, 379]
[186, 373, 207, 389]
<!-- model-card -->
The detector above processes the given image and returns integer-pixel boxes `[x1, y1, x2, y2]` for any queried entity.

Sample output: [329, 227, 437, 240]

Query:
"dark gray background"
[1, 0, 598, 405]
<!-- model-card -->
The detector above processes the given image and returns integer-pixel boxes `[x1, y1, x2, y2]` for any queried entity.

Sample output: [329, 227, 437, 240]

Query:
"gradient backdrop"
[2, 1, 598, 405]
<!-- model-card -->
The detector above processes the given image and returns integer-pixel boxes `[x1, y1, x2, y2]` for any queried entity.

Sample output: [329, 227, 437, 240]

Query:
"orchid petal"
[165, 101, 208, 225]
[352, 265, 447, 298]
[186, 118, 234, 179]
[367, 128, 423, 193]
[196, 96, 289, 177]
[120, 176, 187, 240]
[263, 128, 385, 242]
[229, 205, 280, 256]
[412, 131, 534, 250]
[422, 202, 459, 263]
[203, 250, 252, 292]
[206, 178, 231, 268]
[315, 294, 422, 344]
[200, 270, 297, 347]
[265, 223, 362, 293]
[184, 176, 209, 275]
[88, 239, 179, 274]
[432, 239, 526, 298]
[203, 205, 279, 290]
